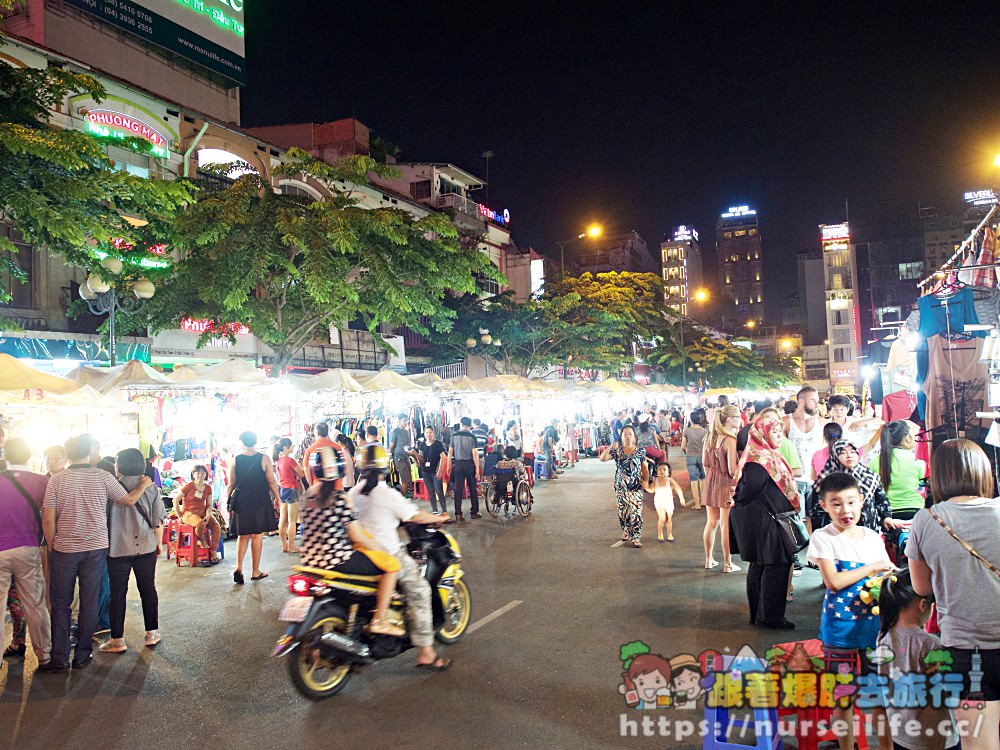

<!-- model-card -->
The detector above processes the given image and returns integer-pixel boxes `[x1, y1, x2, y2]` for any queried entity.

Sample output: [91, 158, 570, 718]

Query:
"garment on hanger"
[922, 334, 987, 444]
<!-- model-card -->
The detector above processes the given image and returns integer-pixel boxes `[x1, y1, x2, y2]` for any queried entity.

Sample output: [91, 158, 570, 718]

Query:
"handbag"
[928, 506, 1000, 578]
[770, 509, 810, 556]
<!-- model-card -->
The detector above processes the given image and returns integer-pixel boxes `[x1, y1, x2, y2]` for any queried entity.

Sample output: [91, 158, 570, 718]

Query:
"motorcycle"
[274, 522, 471, 700]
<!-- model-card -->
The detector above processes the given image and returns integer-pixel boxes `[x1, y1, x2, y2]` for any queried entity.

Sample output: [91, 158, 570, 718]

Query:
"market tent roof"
[169, 359, 272, 386]
[285, 368, 365, 394]
[404, 372, 442, 388]
[704, 387, 741, 398]
[357, 370, 430, 393]
[592, 379, 645, 397]
[441, 375, 482, 393]
[0, 353, 107, 405]
[66, 359, 174, 394]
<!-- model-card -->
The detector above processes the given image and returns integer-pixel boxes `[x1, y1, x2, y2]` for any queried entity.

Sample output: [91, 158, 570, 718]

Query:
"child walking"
[874, 568, 957, 750]
[646, 463, 684, 543]
[807, 472, 895, 750]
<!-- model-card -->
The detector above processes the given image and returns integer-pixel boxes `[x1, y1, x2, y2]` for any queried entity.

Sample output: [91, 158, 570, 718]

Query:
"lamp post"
[676, 289, 709, 386]
[555, 224, 602, 278]
[466, 329, 500, 376]
[78, 260, 156, 366]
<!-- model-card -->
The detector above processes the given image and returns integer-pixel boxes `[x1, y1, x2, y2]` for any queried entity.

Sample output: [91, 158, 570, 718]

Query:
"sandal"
[705, 559, 719, 569]
[251, 572, 269, 581]
[724, 563, 742, 573]
[3, 643, 26, 658]
[366, 619, 406, 637]
[631, 540, 642, 548]
[415, 656, 453, 671]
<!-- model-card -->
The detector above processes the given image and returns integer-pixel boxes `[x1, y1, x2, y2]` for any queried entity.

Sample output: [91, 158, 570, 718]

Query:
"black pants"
[107, 551, 159, 639]
[746, 562, 791, 626]
[452, 460, 479, 516]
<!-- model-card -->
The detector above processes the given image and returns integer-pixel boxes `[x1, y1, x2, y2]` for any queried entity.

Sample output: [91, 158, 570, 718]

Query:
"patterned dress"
[611, 446, 646, 541]
[702, 439, 735, 508]
[299, 494, 357, 571]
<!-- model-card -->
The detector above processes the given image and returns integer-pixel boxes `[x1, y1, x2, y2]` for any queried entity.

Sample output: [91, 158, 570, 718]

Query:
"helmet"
[356, 443, 390, 472]
[311, 446, 345, 482]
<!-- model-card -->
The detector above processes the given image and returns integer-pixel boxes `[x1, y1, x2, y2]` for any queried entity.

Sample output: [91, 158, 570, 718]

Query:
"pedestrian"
[702, 404, 741, 572]
[870, 420, 925, 522]
[414, 426, 447, 514]
[907, 439, 1000, 750]
[331, 430, 356, 488]
[272, 438, 304, 554]
[303, 422, 337, 485]
[635, 414, 665, 468]
[611, 410, 626, 444]
[600, 425, 648, 548]
[542, 419, 560, 478]
[810, 440, 891, 534]
[42, 434, 153, 671]
[0, 437, 52, 668]
[176, 465, 222, 563]
[504, 420, 522, 457]
[646, 463, 683, 543]
[730, 413, 801, 630]
[806, 472, 894, 750]
[388, 414, 413, 497]
[809, 422, 843, 483]
[682, 408, 708, 509]
[784, 387, 826, 503]
[447, 417, 481, 521]
[44, 445, 66, 476]
[226, 431, 280, 584]
[99, 448, 165, 654]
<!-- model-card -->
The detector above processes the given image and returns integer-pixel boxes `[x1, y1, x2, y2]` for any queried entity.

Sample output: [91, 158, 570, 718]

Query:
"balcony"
[435, 193, 486, 231]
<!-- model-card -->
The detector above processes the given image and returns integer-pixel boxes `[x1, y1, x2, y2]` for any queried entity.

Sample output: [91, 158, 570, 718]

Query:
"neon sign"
[721, 205, 756, 218]
[821, 223, 850, 242]
[964, 189, 997, 207]
[673, 225, 699, 242]
[86, 110, 170, 157]
[181, 318, 250, 336]
[478, 204, 511, 227]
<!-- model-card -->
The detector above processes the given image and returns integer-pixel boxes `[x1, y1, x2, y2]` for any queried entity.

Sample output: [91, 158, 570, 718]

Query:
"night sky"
[241, 3, 1000, 305]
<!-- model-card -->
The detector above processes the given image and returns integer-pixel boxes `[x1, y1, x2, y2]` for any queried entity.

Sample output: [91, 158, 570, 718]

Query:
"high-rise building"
[570, 231, 657, 275]
[660, 225, 703, 316]
[922, 211, 964, 274]
[796, 251, 827, 345]
[717, 206, 763, 322]
[820, 223, 862, 393]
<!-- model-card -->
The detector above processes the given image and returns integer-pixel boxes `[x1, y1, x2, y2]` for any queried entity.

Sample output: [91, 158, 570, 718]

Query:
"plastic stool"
[776, 705, 868, 750]
[533, 456, 549, 480]
[174, 523, 213, 567]
[703, 704, 781, 750]
[162, 519, 175, 558]
[525, 465, 534, 487]
[411, 478, 428, 501]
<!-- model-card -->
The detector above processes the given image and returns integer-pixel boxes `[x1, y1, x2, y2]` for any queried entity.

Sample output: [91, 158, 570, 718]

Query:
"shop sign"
[180, 318, 250, 336]
[478, 204, 511, 227]
[673, 225, 699, 242]
[86, 109, 170, 157]
[721, 205, 756, 218]
[964, 189, 997, 207]
[820, 223, 850, 242]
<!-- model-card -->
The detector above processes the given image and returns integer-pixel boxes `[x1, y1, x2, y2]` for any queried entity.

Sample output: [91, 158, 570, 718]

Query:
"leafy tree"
[648, 332, 797, 390]
[0, 38, 193, 303]
[131, 149, 501, 373]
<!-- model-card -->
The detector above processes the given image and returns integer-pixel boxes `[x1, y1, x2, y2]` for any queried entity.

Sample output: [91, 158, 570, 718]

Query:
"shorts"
[334, 547, 401, 575]
[948, 647, 1000, 701]
[684, 456, 705, 481]
[279, 487, 299, 504]
[822, 645, 876, 680]
[393, 456, 411, 482]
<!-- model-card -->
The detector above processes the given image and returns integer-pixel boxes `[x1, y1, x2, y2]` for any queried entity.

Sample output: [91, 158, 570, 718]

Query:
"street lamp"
[555, 223, 603, 278]
[677, 289, 709, 386]
[79, 261, 156, 366]
[746, 320, 756, 330]
[466, 329, 500, 375]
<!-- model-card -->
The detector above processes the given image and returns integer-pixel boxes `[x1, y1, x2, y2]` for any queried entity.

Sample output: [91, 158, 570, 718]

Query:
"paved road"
[1, 454, 828, 750]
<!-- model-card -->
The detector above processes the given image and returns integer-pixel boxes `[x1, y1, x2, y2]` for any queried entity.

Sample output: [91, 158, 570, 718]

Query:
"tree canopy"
[132, 149, 502, 372]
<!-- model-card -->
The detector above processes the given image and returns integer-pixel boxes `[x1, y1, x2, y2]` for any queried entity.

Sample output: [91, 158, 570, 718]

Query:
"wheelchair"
[484, 468, 533, 517]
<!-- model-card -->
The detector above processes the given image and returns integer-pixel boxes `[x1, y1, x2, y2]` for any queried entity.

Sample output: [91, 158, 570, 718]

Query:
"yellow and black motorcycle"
[274, 522, 471, 700]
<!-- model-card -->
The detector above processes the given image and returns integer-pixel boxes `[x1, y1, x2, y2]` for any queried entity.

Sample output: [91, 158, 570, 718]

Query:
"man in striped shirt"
[41, 435, 153, 672]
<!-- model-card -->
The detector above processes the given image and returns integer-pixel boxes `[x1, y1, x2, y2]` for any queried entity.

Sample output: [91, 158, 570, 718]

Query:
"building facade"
[796, 251, 827, 345]
[660, 225, 703, 316]
[569, 231, 657, 275]
[717, 206, 763, 323]
[820, 223, 862, 393]
[922, 211, 965, 276]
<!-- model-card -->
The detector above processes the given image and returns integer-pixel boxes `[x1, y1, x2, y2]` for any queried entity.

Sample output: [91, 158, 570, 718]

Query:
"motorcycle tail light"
[288, 574, 314, 595]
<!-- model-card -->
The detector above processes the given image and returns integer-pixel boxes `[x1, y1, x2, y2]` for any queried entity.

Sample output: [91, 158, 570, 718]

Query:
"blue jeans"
[49, 548, 107, 664]
[684, 456, 705, 481]
[98, 565, 110, 631]
[421, 472, 446, 513]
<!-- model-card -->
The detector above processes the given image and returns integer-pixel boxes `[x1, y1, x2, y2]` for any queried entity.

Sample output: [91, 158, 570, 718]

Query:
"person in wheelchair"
[299, 447, 404, 637]
[493, 446, 532, 502]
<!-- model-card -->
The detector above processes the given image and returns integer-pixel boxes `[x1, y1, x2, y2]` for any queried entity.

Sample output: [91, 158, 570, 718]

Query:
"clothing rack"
[918, 203, 999, 291]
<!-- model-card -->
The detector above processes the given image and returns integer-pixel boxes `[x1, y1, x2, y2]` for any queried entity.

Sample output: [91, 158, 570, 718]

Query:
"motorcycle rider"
[350, 443, 453, 671]
[299, 447, 405, 637]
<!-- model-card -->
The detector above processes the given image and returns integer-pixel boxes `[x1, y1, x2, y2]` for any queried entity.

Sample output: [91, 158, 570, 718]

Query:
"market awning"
[357, 370, 430, 393]
[285, 368, 365, 394]
[0, 353, 109, 405]
[66, 359, 174, 394]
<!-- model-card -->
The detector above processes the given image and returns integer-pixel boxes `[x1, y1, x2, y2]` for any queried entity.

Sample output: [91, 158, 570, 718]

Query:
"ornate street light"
[79, 264, 156, 366]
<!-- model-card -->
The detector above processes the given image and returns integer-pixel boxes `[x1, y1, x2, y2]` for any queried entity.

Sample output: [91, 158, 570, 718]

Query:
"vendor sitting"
[177, 465, 221, 564]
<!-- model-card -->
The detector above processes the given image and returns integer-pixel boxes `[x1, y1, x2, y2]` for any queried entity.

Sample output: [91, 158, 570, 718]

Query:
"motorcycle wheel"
[516, 483, 532, 515]
[484, 484, 501, 517]
[288, 612, 353, 700]
[435, 578, 472, 644]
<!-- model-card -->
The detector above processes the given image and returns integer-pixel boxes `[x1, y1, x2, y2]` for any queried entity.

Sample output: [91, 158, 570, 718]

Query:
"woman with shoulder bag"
[100, 448, 166, 653]
[227, 432, 280, 584]
[907, 439, 1000, 750]
[730, 412, 802, 630]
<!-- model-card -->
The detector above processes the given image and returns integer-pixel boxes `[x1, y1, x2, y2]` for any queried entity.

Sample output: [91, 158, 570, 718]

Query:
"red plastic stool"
[525, 465, 534, 487]
[411, 478, 428, 501]
[174, 522, 213, 567]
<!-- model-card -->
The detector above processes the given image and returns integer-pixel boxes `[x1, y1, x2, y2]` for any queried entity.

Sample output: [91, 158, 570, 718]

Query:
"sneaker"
[144, 631, 161, 647]
[792, 569, 803, 577]
[98, 638, 127, 654]
[92, 628, 111, 641]
[71, 655, 93, 670]
[470, 513, 483, 519]
[37, 660, 70, 673]
[792, 558, 803, 571]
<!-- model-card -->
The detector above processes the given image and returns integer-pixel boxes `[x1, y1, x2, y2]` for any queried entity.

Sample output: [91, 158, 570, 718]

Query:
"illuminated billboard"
[820, 223, 850, 242]
[64, 0, 246, 84]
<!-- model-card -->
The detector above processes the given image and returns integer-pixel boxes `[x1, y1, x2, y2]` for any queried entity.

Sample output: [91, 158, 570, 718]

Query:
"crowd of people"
[599, 389, 1000, 750]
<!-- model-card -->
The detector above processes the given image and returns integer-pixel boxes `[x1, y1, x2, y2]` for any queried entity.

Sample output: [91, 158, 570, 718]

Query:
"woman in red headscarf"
[730, 412, 801, 630]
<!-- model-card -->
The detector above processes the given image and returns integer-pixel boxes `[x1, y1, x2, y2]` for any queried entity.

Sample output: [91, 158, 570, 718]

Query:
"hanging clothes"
[922, 334, 987, 445]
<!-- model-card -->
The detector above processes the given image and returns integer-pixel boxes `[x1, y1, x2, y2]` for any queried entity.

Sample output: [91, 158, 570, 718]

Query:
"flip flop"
[251, 573, 269, 581]
[415, 656, 452, 671]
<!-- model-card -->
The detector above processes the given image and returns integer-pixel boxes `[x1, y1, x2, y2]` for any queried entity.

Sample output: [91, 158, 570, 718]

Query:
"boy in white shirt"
[807, 472, 895, 750]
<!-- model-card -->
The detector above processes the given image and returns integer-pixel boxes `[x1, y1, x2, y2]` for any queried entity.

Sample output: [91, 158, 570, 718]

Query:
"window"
[1, 225, 33, 309]
[735, 230, 747, 237]
[831, 329, 851, 345]
[833, 347, 852, 363]
[410, 180, 431, 200]
[756, 295, 762, 303]
[898, 261, 922, 280]
[281, 184, 315, 200]
[438, 178, 461, 196]
[749, 228, 759, 237]
[107, 144, 150, 178]
[724, 231, 733, 239]
[832, 309, 848, 326]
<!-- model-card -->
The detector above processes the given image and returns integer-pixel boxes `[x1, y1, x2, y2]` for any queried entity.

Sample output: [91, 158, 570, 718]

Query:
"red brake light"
[288, 575, 313, 595]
